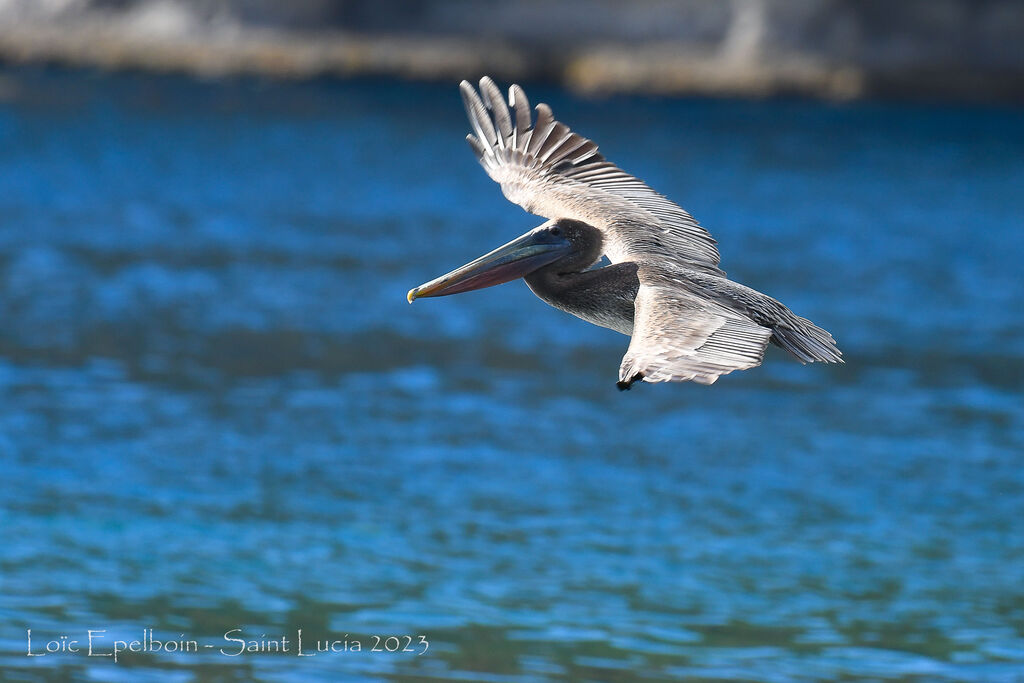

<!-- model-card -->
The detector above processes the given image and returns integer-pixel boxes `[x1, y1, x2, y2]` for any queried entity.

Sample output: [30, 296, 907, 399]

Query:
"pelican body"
[409, 78, 842, 388]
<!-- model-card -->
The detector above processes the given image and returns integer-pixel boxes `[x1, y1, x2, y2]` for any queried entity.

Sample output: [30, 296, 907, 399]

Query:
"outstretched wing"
[461, 77, 724, 276]
[618, 266, 772, 386]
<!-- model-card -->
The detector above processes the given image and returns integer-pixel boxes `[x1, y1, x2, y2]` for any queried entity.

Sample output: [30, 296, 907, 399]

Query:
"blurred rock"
[1, 0, 1022, 100]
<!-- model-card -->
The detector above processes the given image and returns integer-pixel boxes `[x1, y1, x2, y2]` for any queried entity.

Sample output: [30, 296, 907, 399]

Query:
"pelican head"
[407, 219, 602, 303]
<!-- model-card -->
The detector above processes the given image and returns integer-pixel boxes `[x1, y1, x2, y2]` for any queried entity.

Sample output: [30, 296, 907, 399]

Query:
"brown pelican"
[408, 77, 842, 389]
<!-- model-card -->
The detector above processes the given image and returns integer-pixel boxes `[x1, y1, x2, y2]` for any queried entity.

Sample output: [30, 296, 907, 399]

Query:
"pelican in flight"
[408, 77, 842, 389]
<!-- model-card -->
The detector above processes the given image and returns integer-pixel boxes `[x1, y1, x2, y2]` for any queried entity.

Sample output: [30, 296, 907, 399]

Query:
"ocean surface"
[0, 67, 1022, 682]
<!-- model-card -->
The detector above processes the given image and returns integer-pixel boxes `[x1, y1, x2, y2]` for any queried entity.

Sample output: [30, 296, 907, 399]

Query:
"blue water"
[0, 67, 1022, 682]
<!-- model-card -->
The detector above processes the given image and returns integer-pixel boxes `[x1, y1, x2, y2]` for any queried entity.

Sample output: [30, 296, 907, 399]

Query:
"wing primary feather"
[534, 103, 554, 131]
[508, 84, 532, 147]
[459, 80, 498, 148]
[526, 104, 556, 157]
[466, 133, 489, 163]
[541, 134, 588, 166]
[570, 146, 601, 165]
[537, 125, 572, 163]
[479, 77, 512, 149]
[519, 128, 535, 156]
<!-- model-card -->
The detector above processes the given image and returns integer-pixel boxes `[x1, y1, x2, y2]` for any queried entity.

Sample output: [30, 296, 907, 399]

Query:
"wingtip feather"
[459, 79, 497, 148]
[479, 76, 512, 146]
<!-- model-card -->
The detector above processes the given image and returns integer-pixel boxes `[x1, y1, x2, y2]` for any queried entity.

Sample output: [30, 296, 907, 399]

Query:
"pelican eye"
[549, 225, 562, 236]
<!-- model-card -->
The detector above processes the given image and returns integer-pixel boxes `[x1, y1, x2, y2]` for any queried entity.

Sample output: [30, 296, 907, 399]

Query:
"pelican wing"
[618, 266, 772, 386]
[461, 78, 724, 275]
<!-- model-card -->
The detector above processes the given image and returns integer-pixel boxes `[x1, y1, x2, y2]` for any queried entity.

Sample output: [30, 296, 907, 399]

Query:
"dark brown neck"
[524, 262, 640, 335]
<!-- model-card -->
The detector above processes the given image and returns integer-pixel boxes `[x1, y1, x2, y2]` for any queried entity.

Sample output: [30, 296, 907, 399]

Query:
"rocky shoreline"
[1, 0, 1022, 101]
